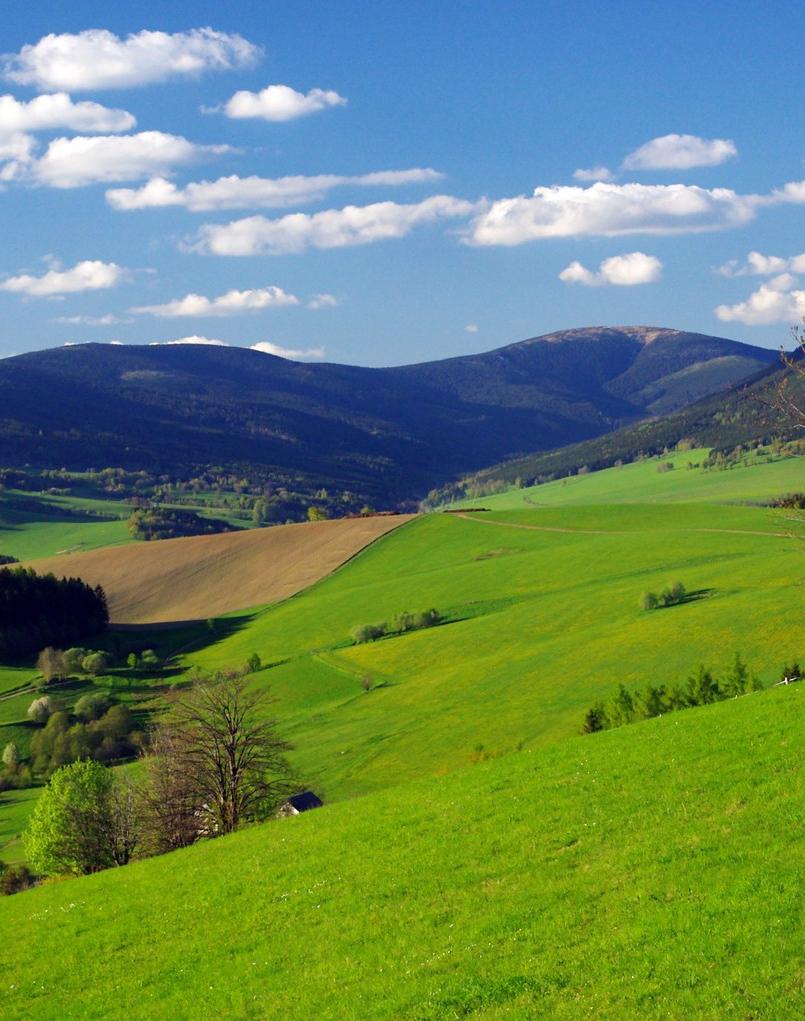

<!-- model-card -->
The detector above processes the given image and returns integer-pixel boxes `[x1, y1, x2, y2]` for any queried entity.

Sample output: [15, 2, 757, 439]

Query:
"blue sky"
[1, 0, 804, 365]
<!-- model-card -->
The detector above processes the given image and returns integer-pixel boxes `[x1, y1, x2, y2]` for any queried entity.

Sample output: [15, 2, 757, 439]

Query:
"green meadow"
[180, 499, 805, 799]
[1, 685, 801, 1020]
[453, 447, 805, 510]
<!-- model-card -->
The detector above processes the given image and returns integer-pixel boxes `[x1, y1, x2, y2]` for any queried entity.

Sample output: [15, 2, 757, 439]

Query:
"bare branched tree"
[139, 726, 207, 853]
[774, 323, 805, 428]
[146, 672, 294, 841]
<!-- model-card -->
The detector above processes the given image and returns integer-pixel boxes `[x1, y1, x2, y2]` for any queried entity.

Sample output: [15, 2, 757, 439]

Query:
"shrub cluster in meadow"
[7, 667, 296, 891]
[352, 608, 442, 644]
[640, 581, 687, 611]
[582, 655, 800, 733]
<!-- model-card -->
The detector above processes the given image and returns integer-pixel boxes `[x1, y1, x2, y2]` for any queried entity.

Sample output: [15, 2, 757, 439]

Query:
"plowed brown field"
[23, 515, 415, 625]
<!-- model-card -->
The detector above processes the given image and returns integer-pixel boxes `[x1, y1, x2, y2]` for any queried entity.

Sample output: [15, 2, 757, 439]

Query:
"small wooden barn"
[277, 790, 323, 817]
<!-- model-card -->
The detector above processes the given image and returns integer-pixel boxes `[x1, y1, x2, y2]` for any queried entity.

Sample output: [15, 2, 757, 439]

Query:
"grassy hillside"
[1, 685, 801, 1020]
[0, 490, 131, 561]
[450, 448, 805, 510]
[22, 514, 414, 623]
[169, 498, 803, 800]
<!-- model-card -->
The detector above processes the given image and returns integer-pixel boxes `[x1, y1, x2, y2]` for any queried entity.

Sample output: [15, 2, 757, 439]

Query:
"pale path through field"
[23, 516, 415, 625]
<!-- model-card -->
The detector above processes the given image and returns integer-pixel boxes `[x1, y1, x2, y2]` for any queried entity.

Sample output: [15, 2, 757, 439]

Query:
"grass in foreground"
[0, 685, 801, 1020]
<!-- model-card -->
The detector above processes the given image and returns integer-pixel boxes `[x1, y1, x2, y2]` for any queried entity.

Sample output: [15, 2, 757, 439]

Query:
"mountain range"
[0, 326, 780, 504]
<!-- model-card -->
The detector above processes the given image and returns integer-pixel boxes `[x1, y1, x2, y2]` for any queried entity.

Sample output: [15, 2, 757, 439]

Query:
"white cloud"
[190, 195, 477, 256]
[573, 165, 615, 182]
[0, 259, 124, 297]
[150, 336, 229, 346]
[133, 285, 299, 318]
[307, 293, 339, 309]
[559, 251, 663, 287]
[220, 84, 346, 122]
[147, 336, 327, 360]
[0, 131, 35, 180]
[4, 28, 260, 91]
[623, 134, 737, 171]
[0, 93, 135, 136]
[25, 131, 230, 188]
[251, 341, 326, 360]
[716, 250, 805, 277]
[467, 182, 759, 246]
[53, 313, 129, 325]
[464, 323, 479, 333]
[715, 275, 805, 325]
[106, 167, 443, 211]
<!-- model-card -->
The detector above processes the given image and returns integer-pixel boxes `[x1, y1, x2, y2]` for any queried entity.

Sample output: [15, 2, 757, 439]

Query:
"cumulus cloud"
[716, 250, 805, 277]
[467, 182, 758, 246]
[622, 134, 737, 171]
[190, 195, 477, 256]
[106, 167, 444, 212]
[250, 341, 326, 360]
[307, 293, 339, 309]
[219, 84, 346, 122]
[0, 259, 124, 297]
[464, 323, 479, 333]
[23, 131, 230, 188]
[0, 93, 135, 135]
[148, 336, 327, 360]
[4, 28, 260, 91]
[715, 274, 805, 325]
[573, 166, 615, 183]
[559, 251, 662, 287]
[150, 336, 229, 346]
[53, 313, 129, 325]
[132, 285, 299, 318]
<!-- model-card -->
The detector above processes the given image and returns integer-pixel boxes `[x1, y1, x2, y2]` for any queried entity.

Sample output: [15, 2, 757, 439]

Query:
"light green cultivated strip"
[0, 687, 801, 1021]
[454, 449, 805, 510]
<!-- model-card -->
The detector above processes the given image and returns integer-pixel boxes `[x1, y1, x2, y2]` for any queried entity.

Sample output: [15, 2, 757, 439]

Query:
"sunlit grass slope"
[452, 449, 804, 510]
[177, 502, 805, 800]
[1, 685, 801, 1021]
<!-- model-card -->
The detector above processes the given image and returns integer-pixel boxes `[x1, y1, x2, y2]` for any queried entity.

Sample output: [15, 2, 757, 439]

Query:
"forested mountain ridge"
[0, 327, 778, 504]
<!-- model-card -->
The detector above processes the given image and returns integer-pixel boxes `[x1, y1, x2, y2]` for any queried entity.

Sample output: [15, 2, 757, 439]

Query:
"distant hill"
[0, 327, 778, 505]
[436, 349, 801, 496]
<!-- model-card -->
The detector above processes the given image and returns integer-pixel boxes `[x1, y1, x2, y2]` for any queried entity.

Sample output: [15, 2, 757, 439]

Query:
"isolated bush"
[361, 674, 373, 692]
[24, 759, 116, 875]
[140, 649, 160, 672]
[352, 622, 388, 644]
[27, 695, 52, 724]
[394, 611, 415, 633]
[81, 651, 110, 677]
[37, 647, 67, 683]
[657, 461, 675, 473]
[582, 702, 608, 733]
[2, 742, 20, 770]
[414, 608, 442, 629]
[0, 862, 33, 895]
[245, 652, 261, 673]
[641, 591, 659, 611]
[74, 692, 112, 722]
[64, 647, 88, 674]
[126, 652, 139, 669]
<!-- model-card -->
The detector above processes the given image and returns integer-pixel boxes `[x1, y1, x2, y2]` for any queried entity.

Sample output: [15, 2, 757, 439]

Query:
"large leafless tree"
[145, 672, 294, 843]
[774, 324, 805, 428]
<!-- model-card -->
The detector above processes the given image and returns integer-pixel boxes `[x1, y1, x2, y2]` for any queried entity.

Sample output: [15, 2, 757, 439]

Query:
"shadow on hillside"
[660, 588, 714, 607]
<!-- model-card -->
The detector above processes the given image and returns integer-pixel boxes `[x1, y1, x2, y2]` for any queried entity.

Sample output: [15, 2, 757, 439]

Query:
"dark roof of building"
[287, 790, 323, 812]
